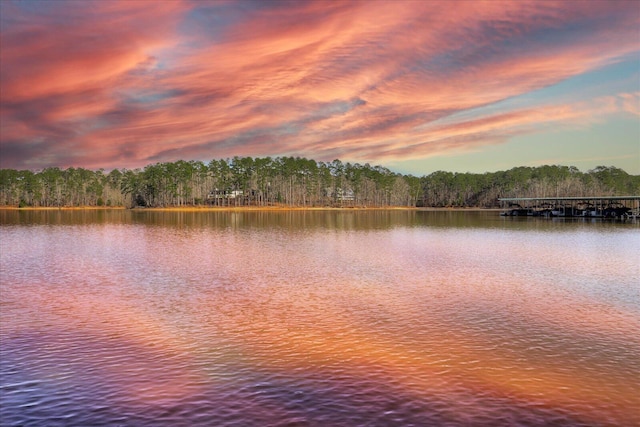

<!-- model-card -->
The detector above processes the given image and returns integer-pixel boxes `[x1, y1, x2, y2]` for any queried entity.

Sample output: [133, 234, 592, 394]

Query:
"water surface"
[1, 210, 639, 426]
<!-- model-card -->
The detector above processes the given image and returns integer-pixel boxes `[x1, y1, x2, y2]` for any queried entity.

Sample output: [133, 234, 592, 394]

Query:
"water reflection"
[1, 210, 639, 426]
[2, 208, 422, 230]
[2, 208, 638, 230]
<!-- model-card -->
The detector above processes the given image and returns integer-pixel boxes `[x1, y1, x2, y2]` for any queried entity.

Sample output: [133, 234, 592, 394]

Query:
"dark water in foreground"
[1, 209, 639, 426]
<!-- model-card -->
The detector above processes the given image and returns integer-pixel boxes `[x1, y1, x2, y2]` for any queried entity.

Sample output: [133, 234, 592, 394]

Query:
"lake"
[1, 209, 639, 426]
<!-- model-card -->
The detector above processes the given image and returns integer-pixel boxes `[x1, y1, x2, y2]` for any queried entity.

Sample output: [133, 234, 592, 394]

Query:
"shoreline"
[0, 205, 500, 212]
[0, 206, 127, 211]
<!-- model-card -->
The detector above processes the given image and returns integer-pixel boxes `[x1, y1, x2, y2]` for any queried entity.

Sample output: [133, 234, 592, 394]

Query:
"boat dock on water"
[499, 196, 640, 219]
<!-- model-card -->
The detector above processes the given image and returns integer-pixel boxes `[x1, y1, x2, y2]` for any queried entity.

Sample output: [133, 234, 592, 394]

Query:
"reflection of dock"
[499, 196, 640, 219]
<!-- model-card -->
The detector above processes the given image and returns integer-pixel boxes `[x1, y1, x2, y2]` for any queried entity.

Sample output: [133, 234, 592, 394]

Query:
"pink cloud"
[1, 0, 638, 170]
[1, 1, 185, 100]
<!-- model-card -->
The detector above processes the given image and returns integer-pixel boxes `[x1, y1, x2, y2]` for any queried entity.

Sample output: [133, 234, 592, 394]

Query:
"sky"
[1, 0, 639, 175]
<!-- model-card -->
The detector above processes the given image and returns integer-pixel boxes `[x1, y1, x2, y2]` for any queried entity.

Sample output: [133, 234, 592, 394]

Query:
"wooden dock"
[498, 196, 640, 219]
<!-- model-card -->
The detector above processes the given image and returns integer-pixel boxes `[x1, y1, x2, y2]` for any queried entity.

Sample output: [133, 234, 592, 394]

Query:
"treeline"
[0, 158, 638, 208]
[423, 165, 640, 207]
[0, 157, 421, 208]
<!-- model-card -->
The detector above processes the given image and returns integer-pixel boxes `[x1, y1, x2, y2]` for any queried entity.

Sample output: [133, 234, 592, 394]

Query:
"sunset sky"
[1, 0, 639, 175]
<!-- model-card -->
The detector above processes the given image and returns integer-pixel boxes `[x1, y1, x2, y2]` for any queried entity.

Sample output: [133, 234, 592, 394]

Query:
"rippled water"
[1, 210, 639, 426]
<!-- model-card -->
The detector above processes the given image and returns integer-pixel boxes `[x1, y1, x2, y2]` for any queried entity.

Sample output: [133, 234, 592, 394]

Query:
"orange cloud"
[1, 0, 638, 170]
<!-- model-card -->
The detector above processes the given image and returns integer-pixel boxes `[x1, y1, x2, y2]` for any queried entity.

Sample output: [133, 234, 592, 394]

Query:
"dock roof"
[499, 196, 640, 202]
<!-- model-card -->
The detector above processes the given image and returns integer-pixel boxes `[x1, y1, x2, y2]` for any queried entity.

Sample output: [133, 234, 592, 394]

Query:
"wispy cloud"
[1, 0, 638, 170]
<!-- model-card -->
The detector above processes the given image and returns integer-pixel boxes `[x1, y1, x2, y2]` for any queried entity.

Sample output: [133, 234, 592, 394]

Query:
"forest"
[0, 156, 638, 208]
